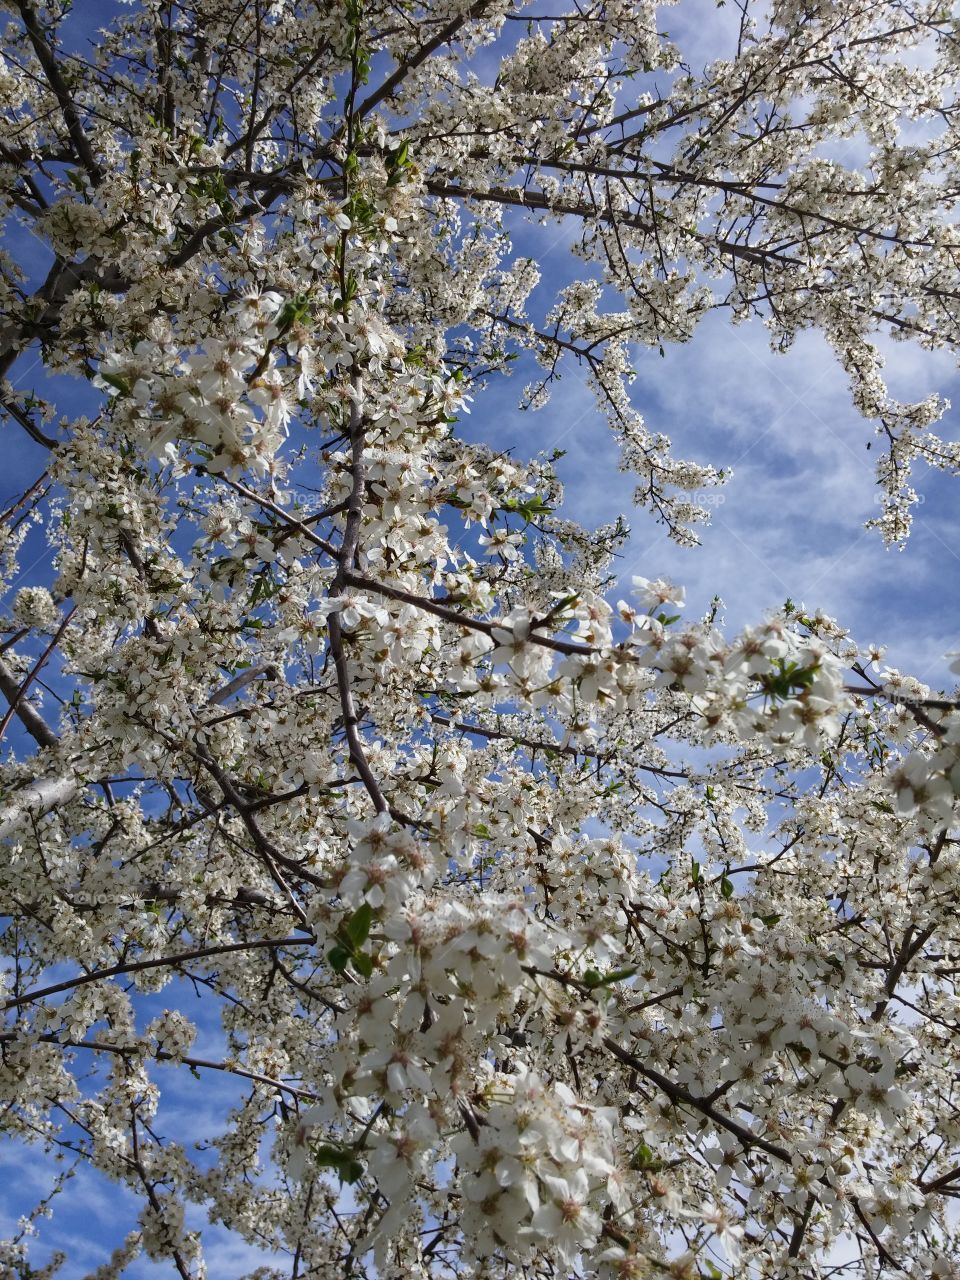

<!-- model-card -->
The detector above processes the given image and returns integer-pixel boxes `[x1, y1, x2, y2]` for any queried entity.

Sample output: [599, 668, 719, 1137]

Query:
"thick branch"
[0, 773, 80, 839]
[328, 374, 389, 814]
[357, 1, 494, 118]
[0, 605, 77, 744]
[14, 0, 103, 182]
[0, 656, 58, 748]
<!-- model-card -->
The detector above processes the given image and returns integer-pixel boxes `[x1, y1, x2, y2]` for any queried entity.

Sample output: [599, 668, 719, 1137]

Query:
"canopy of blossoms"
[1, 1, 960, 1277]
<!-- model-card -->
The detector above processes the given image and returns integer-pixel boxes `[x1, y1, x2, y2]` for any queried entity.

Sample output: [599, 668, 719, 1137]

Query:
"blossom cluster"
[1, 0, 959, 1277]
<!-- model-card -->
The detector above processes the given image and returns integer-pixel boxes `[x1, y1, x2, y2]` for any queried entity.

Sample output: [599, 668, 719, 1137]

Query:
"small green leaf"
[343, 902, 373, 949]
[313, 1144, 364, 1184]
[582, 966, 638, 989]
[601, 966, 638, 985]
[632, 1142, 654, 1167]
[386, 140, 411, 185]
[720, 875, 734, 900]
[99, 371, 131, 396]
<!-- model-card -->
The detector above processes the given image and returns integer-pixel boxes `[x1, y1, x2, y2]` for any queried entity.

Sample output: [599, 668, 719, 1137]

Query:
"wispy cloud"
[508, 304, 960, 685]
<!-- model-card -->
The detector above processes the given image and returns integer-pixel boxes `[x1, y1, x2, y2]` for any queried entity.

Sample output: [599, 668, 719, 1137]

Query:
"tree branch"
[0, 656, 58, 748]
[0, 605, 77, 745]
[14, 0, 103, 183]
[2, 933, 313, 1012]
[328, 373, 389, 814]
[357, 1, 494, 119]
[600, 1035, 791, 1163]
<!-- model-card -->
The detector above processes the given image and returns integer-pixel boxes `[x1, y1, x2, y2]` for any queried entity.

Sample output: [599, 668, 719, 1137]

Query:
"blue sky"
[541, 303, 960, 684]
[466, 201, 960, 690]
[3, 1, 960, 1275]
[6, 0, 956, 691]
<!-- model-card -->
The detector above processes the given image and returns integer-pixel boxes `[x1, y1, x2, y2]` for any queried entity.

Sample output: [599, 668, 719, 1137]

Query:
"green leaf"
[632, 1142, 654, 1168]
[352, 950, 374, 979]
[249, 570, 280, 607]
[386, 140, 411, 185]
[276, 295, 311, 331]
[691, 860, 701, 884]
[99, 371, 131, 397]
[313, 1144, 364, 1184]
[582, 966, 638, 989]
[502, 494, 555, 524]
[600, 966, 638, 985]
[343, 902, 373, 948]
[720, 875, 734, 900]
[327, 944, 351, 974]
[759, 657, 819, 702]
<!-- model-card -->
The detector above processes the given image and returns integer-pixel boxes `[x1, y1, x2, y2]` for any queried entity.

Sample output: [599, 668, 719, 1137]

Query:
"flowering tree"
[2, 0, 960, 1276]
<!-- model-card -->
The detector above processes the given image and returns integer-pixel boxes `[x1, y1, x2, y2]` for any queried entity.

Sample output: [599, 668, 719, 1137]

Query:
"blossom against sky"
[3, 0, 960, 1275]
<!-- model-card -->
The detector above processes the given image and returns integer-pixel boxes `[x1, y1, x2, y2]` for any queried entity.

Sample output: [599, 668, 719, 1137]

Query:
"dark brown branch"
[0, 396, 57, 448]
[3, 933, 312, 1011]
[600, 1035, 791, 1163]
[427, 179, 797, 268]
[357, 1, 494, 118]
[129, 1105, 193, 1280]
[14, 0, 103, 182]
[210, 471, 597, 659]
[0, 604, 76, 745]
[193, 748, 330, 891]
[921, 1163, 960, 1193]
[871, 921, 937, 1022]
[430, 712, 687, 777]
[0, 1031, 323, 1100]
[328, 373, 389, 814]
[851, 1196, 906, 1272]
